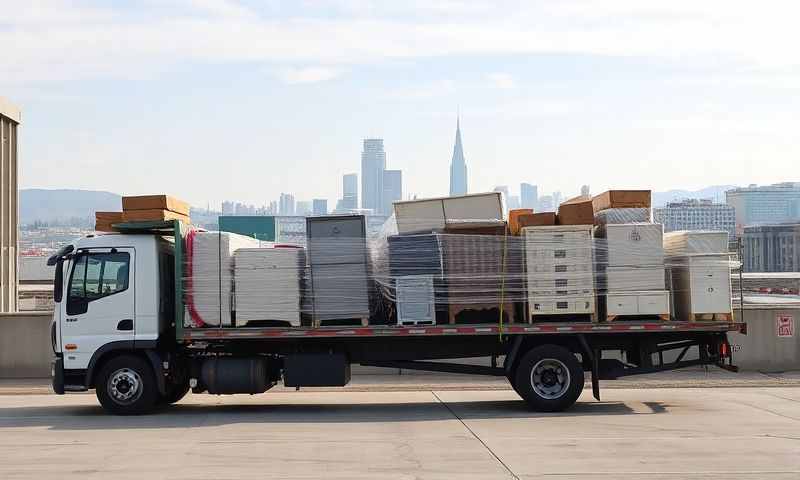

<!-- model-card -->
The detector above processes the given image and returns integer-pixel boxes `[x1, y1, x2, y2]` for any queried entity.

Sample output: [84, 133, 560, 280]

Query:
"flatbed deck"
[182, 321, 746, 340]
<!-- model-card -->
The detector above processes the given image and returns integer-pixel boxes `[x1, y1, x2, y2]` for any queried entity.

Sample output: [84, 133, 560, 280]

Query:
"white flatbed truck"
[49, 221, 745, 415]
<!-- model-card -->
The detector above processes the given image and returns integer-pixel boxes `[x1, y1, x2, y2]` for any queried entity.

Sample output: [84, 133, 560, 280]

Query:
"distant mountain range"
[651, 185, 738, 207]
[18, 186, 741, 225]
[20, 189, 121, 225]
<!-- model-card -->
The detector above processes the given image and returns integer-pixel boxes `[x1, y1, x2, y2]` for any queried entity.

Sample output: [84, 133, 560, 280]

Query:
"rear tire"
[96, 355, 159, 415]
[513, 345, 584, 412]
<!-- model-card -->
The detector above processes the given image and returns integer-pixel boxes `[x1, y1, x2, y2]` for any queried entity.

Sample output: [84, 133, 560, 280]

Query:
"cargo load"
[557, 195, 594, 225]
[664, 231, 734, 321]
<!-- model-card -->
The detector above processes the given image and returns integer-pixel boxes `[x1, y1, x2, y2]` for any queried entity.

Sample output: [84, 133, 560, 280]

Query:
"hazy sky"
[3, 0, 799, 208]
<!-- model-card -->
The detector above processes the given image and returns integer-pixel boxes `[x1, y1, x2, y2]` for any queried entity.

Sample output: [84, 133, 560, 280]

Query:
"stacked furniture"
[393, 192, 504, 234]
[388, 234, 443, 326]
[185, 230, 263, 327]
[306, 215, 371, 326]
[663, 231, 733, 321]
[524, 225, 596, 321]
[597, 223, 670, 321]
[233, 247, 306, 327]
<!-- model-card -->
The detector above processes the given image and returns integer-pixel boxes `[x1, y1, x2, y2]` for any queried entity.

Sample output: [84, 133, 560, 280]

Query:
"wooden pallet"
[448, 303, 516, 325]
[689, 313, 733, 322]
[606, 313, 670, 322]
[314, 317, 369, 328]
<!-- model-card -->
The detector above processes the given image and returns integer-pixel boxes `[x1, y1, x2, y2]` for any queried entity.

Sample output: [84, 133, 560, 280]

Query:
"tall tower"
[361, 139, 386, 213]
[449, 116, 468, 196]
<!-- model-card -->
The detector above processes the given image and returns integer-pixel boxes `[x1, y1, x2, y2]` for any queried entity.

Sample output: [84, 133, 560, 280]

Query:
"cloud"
[486, 73, 515, 89]
[276, 66, 343, 84]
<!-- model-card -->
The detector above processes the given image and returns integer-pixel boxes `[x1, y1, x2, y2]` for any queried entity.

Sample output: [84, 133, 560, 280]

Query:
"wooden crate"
[448, 302, 516, 324]
[122, 209, 190, 223]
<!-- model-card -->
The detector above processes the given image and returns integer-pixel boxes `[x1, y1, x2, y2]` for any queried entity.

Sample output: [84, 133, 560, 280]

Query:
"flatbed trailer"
[49, 221, 746, 415]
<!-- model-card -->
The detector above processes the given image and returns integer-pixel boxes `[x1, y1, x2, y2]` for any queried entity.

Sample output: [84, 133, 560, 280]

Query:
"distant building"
[382, 170, 402, 216]
[653, 199, 735, 238]
[520, 183, 538, 210]
[361, 139, 386, 213]
[449, 117, 468, 196]
[279, 193, 296, 216]
[743, 224, 800, 272]
[1, 97, 20, 312]
[221, 200, 235, 216]
[295, 201, 312, 216]
[312, 199, 328, 216]
[726, 183, 800, 233]
[581, 185, 590, 197]
[508, 195, 521, 210]
[552, 191, 563, 208]
[340, 173, 359, 211]
[539, 195, 554, 212]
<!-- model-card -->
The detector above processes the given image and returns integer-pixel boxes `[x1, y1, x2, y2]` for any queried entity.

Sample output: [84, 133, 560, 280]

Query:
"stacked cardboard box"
[94, 212, 123, 232]
[94, 194, 190, 232]
[122, 195, 190, 224]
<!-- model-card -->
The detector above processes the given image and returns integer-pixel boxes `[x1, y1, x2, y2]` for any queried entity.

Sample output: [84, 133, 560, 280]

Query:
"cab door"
[61, 248, 135, 370]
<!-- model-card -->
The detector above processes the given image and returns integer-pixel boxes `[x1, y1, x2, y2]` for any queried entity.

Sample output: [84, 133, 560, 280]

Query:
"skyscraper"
[361, 139, 386, 213]
[726, 183, 800, 234]
[279, 193, 296, 216]
[312, 199, 328, 216]
[295, 200, 312, 216]
[342, 173, 358, 210]
[382, 170, 403, 215]
[520, 183, 538, 210]
[449, 117, 468, 196]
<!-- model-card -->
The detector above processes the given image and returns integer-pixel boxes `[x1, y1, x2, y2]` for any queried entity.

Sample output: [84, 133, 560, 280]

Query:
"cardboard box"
[94, 211, 123, 232]
[518, 212, 557, 228]
[592, 190, 651, 212]
[557, 196, 594, 225]
[122, 195, 190, 216]
[509, 209, 534, 235]
[122, 209, 190, 223]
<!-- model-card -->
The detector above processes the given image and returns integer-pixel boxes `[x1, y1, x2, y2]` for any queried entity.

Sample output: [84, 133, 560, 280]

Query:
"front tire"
[96, 355, 159, 415]
[513, 345, 584, 412]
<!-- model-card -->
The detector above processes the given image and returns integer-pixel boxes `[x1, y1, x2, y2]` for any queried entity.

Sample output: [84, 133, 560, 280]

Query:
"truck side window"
[67, 252, 130, 314]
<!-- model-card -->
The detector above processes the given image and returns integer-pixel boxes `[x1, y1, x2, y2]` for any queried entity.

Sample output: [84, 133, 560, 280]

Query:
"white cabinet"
[607, 291, 670, 318]
[396, 275, 436, 326]
[524, 225, 596, 320]
[668, 255, 732, 319]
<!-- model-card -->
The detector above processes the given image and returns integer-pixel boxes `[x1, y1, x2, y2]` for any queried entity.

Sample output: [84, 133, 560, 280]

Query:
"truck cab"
[50, 233, 180, 412]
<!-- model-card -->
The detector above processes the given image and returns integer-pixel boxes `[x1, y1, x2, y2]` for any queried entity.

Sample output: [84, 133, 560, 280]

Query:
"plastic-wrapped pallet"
[234, 247, 306, 327]
[439, 233, 523, 323]
[524, 225, 596, 320]
[594, 208, 651, 225]
[185, 230, 264, 327]
[663, 231, 733, 321]
[595, 223, 670, 320]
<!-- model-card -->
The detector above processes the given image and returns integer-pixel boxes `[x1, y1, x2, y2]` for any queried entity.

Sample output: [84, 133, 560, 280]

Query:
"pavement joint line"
[763, 392, 800, 404]
[430, 390, 520, 480]
[733, 399, 800, 422]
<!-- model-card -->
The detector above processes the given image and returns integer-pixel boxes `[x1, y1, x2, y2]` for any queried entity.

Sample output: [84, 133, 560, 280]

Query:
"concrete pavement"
[0, 387, 798, 479]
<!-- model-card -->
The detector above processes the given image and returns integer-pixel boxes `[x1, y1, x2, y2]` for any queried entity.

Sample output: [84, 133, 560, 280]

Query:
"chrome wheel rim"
[108, 368, 143, 404]
[530, 358, 570, 400]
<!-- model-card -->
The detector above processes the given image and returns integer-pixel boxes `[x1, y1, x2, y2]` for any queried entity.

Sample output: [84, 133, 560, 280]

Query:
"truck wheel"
[513, 345, 584, 412]
[96, 355, 158, 415]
